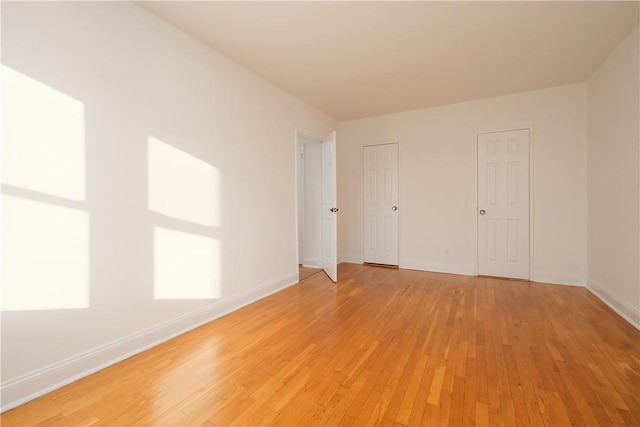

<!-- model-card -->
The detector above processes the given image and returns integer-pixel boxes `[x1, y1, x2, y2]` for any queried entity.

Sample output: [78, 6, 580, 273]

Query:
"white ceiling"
[137, 1, 639, 121]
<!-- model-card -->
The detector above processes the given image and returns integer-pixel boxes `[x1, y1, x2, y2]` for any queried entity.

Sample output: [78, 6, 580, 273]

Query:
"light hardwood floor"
[299, 266, 323, 282]
[2, 263, 639, 426]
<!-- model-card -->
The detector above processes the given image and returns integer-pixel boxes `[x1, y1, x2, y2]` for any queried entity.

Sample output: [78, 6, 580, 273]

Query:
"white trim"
[531, 271, 585, 287]
[294, 130, 302, 267]
[400, 259, 475, 276]
[587, 279, 640, 330]
[528, 127, 535, 279]
[296, 140, 305, 264]
[473, 131, 478, 276]
[0, 272, 299, 413]
[475, 126, 534, 280]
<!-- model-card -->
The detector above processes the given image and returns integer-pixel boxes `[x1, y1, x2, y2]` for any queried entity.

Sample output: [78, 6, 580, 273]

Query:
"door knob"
[479, 209, 486, 215]
[392, 206, 398, 211]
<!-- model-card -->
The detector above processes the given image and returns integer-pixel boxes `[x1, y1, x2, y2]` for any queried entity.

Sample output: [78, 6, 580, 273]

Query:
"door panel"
[477, 129, 530, 279]
[363, 143, 399, 265]
[321, 131, 337, 282]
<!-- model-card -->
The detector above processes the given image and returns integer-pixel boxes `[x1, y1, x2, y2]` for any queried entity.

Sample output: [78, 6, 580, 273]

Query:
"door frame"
[361, 141, 400, 266]
[474, 126, 534, 279]
[296, 140, 305, 264]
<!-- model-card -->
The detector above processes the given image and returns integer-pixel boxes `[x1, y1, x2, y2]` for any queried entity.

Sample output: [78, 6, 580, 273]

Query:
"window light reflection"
[1, 195, 89, 311]
[148, 137, 220, 227]
[1, 65, 85, 201]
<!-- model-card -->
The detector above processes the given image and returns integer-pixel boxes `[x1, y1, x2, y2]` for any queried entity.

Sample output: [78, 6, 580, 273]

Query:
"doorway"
[297, 135, 322, 269]
[296, 131, 338, 282]
[363, 143, 399, 266]
[477, 128, 531, 280]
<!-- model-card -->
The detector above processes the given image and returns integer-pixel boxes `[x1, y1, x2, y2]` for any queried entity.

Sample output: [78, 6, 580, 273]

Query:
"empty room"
[1, 1, 639, 426]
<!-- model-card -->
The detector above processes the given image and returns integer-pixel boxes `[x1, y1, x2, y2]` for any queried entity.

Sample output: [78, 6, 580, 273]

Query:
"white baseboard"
[530, 271, 585, 287]
[338, 254, 363, 264]
[586, 279, 640, 330]
[0, 272, 299, 413]
[400, 259, 475, 276]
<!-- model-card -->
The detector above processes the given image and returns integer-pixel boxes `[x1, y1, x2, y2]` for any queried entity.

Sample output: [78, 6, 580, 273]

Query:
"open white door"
[321, 131, 338, 282]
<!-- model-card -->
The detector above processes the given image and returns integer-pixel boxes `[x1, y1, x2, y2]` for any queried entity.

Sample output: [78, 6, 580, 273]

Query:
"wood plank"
[2, 263, 639, 426]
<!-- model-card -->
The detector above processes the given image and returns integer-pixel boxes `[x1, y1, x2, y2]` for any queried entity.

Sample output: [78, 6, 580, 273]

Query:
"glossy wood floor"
[3, 264, 639, 426]
[299, 266, 323, 282]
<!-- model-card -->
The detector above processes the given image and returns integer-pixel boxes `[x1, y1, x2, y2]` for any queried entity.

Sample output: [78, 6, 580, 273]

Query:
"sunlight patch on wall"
[153, 227, 221, 300]
[1, 196, 89, 311]
[148, 137, 220, 227]
[1, 65, 85, 201]
[1, 65, 89, 311]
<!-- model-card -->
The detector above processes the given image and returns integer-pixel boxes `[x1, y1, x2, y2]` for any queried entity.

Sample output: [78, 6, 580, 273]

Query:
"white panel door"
[363, 143, 399, 266]
[477, 129, 530, 279]
[321, 131, 338, 282]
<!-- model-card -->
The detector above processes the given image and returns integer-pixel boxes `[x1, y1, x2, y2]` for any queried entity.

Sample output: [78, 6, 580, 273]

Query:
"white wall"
[338, 83, 587, 284]
[587, 26, 640, 328]
[0, 2, 336, 410]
